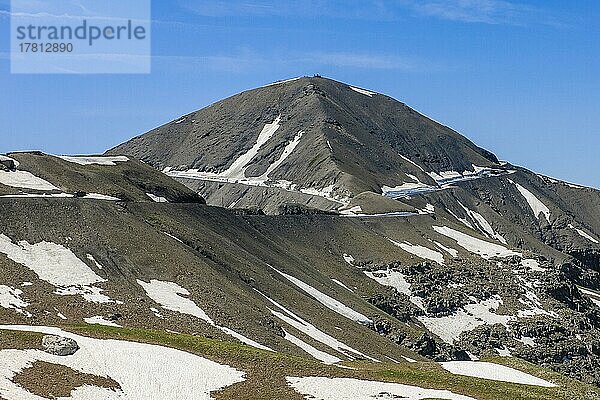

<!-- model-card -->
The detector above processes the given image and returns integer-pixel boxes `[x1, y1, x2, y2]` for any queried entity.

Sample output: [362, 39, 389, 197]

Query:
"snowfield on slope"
[137, 279, 214, 323]
[363, 267, 535, 344]
[433, 226, 521, 259]
[82, 193, 121, 201]
[350, 86, 377, 97]
[440, 361, 556, 387]
[147, 193, 168, 203]
[363, 268, 425, 311]
[137, 279, 271, 351]
[568, 224, 599, 244]
[0, 235, 112, 303]
[429, 166, 511, 186]
[271, 267, 372, 325]
[57, 155, 129, 166]
[168, 115, 282, 183]
[389, 239, 445, 265]
[286, 376, 476, 400]
[0, 170, 59, 191]
[0, 155, 19, 168]
[256, 130, 304, 181]
[261, 292, 377, 363]
[418, 296, 514, 344]
[381, 182, 438, 198]
[0, 286, 29, 315]
[0, 325, 244, 400]
[84, 316, 122, 327]
[510, 180, 551, 222]
[282, 329, 341, 364]
[457, 201, 507, 244]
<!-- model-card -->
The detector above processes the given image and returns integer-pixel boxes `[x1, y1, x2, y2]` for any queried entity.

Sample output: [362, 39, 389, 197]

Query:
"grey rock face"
[0, 156, 16, 171]
[42, 335, 79, 356]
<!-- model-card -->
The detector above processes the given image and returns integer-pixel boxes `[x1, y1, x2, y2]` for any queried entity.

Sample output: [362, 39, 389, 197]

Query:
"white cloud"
[150, 49, 434, 73]
[300, 52, 420, 70]
[177, 0, 561, 27]
[401, 0, 558, 26]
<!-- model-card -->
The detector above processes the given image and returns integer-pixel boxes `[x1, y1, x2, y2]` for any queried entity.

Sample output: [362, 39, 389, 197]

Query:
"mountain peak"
[108, 77, 499, 213]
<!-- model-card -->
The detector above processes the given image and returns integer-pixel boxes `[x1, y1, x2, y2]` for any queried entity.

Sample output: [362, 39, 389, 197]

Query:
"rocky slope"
[0, 151, 599, 396]
[1, 77, 599, 398]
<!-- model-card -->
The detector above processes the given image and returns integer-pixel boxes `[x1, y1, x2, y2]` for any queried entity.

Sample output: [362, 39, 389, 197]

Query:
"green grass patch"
[6, 324, 600, 400]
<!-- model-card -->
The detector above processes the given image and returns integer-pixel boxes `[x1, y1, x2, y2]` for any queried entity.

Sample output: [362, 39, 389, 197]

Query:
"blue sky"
[1, 0, 599, 188]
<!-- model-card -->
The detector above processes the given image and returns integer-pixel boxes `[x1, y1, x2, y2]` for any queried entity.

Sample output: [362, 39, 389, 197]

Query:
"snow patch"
[137, 279, 214, 324]
[433, 226, 521, 259]
[331, 279, 353, 292]
[510, 180, 551, 222]
[83, 193, 121, 201]
[0, 193, 72, 199]
[339, 205, 362, 216]
[389, 239, 444, 264]
[84, 316, 121, 327]
[363, 268, 424, 310]
[326, 140, 333, 152]
[137, 279, 271, 351]
[515, 281, 558, 319]
[364, 269, 410, 297]
[0, 155, 19, 168]
[381, 182, 438, 198]
[440, 361, 556, 387]
[218, 115, 282, 180]
[283, 329, 341, 364]
[263, 77, 302, 87]
[86, 254, 104, 270]
[517, 336, 536, 347]
[262, 293, 377, 362]
[0, 286, 29, 316]
[521, 259, 545, 272]
[271, 267, 371, 325]
[342, 254, 354, 265]
[447, 209, 476, 230]
[429, 165, 511, 186]
[457, 201, 507, 244]
[0, 170, 59, 191]
[399, 154, 426, 172]
[433, 241, 459, 257]
[496, 346, 512, 357]
[579, 287, 600, 307]
[165, 115, 282, 183]
[350, 86, 376, 97]
[286, 376, 476, 400]
[0, 325, 245, 399]
[147, 193, 168, 203]
[568, 224, 599, 244]
[418, 296, 514, 344]
[163, 232, 184, 243]
[0, 235, 112, 303]
[57, 155, 129, 166]
[258, 130, 304, 180]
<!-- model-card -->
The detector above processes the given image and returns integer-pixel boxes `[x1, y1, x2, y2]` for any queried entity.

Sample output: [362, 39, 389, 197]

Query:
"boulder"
[42, 335, 79, 356]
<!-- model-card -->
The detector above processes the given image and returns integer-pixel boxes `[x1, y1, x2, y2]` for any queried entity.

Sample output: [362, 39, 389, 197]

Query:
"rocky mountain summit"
[1, 77, 600, 399]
